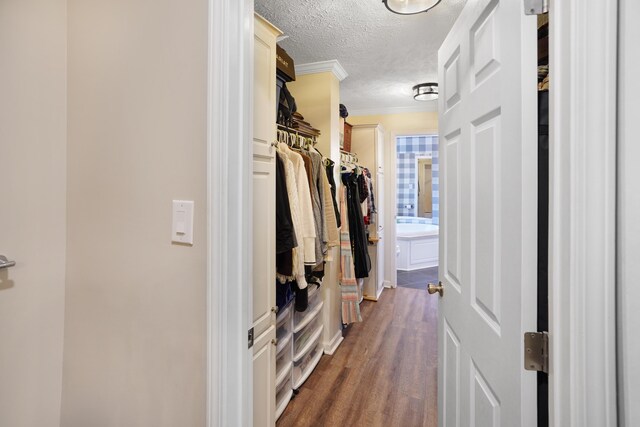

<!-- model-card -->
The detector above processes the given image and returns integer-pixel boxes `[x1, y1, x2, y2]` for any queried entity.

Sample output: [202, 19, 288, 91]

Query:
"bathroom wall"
[396, 135, 439, 223]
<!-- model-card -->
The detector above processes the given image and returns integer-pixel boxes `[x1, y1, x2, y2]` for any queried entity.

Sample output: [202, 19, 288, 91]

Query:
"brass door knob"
[427, 282, 444, 297]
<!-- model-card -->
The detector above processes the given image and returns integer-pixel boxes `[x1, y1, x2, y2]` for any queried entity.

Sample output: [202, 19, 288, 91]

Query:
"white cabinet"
[350, 124, 386, 301]
[252, 14, 281, 427]
[253, 326, 276, 427]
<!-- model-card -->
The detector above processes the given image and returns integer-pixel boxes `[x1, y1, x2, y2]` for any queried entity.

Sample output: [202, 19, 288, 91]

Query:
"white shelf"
[293, 301, 323, 333]
[293, 344, 324, 389]
[275, 388, 293, 421]
[293, 324, 323, 362]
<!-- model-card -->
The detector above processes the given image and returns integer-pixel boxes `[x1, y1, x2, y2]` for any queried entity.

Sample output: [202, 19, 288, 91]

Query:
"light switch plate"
[172, 200, 194, 245]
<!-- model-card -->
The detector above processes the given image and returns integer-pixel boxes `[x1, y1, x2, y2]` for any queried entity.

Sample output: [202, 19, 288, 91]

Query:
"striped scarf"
[339, 185, 362, 324]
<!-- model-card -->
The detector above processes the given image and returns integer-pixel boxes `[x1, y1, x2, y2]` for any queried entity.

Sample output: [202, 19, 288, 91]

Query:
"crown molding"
[295, 60, 348, 81]
[348, 102, 438, 117]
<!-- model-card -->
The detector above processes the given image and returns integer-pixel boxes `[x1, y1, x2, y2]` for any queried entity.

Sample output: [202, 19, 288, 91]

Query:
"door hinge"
[524, 331, 549, 373]
[524, 0, 548, 15]
[248, 327, 254, 349]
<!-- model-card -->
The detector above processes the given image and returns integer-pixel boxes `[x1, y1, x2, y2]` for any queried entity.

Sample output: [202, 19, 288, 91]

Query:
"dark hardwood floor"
[277, 286, 438, 427]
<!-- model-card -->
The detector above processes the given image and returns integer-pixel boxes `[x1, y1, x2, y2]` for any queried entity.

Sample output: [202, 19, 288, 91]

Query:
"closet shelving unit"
[275, 303, 294, 420]
[291, 284, 324, 389]
[274, 284, 324, 420]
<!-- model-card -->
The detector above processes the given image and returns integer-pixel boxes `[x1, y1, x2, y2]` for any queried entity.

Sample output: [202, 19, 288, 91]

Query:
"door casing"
[206, 0, 620, 426]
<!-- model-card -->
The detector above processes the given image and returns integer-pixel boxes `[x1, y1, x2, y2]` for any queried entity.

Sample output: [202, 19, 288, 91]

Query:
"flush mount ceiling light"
[413, 83, 438, 101]
[382, 0, 442, 15]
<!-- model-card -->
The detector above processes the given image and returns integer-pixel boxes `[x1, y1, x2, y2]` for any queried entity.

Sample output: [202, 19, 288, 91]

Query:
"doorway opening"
[249, 0, 545, 426]
[395, 134, 440, 291]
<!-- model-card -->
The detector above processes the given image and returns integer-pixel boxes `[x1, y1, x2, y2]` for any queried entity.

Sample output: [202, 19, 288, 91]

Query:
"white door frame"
[207, 0, 254, 425]
[617, 1, 640, 425]
[548, 0, 618, 426]
[388, 130, 438, 287]
[206, 0, 620, 425]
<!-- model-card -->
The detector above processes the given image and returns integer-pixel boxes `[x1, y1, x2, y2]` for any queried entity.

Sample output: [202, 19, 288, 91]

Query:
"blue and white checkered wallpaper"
[396, 135, 439, 224]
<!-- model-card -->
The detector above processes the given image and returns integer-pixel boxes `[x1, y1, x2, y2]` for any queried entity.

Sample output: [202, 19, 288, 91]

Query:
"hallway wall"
[0, 1, 68, 426]
[62, 0, 208, 425]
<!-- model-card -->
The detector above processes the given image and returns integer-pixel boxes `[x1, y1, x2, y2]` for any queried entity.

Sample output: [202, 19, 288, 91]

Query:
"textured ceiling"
[255, 0, 466, 114]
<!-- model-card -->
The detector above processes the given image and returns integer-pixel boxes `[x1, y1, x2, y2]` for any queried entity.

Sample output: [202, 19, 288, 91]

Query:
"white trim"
[349, 102, 438, 117]
[207, 0, 253, 426]
[549, 0, 618, 425]
[295, 60, 348, 81]
[383, 279, 395, 289]
[323, 329, 344, 355]
[386, 129, 438, 293]
[617, 1, 640, 425]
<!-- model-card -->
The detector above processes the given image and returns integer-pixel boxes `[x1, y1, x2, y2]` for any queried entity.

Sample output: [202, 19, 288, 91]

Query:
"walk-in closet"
[250, 0, 550, 425]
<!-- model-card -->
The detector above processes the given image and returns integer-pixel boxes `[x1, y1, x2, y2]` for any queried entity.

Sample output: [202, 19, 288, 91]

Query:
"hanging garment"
[364, 168, 376, 225]
[279, 143, 316, 267]
[343, 172, 371, 279]
[362, 173, 371, 225]
[276, 280, 295, 312]
[308, 150, 328, 262]
[358, 172, 369, 204]
[277, 151, 307, 290]
[339, 185, 362, 324]
[275, 155, 296, 277]
[320, 164, 340, 256]
[299, 152, 314, 205]
[325, 159, 341, 228]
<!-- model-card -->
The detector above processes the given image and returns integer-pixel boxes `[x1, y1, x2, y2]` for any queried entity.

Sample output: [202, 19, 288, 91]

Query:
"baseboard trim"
[323, 329, 344, 355]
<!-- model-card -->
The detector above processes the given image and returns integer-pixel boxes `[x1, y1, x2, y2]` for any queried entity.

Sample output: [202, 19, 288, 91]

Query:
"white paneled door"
[437, 0, 537, 426]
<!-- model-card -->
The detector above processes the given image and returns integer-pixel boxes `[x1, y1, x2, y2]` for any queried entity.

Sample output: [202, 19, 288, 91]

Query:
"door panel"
[252, 159, 275, 338]
[252, 326, 276, 427]
[443, 319, 461, 427]
[438, 0, 537, 426]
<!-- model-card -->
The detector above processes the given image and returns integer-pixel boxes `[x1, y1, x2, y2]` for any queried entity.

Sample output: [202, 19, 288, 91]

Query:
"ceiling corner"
[295, 60, 349, 82]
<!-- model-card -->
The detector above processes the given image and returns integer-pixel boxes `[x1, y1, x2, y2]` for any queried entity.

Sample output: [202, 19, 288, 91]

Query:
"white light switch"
[172, 200, 194, 245]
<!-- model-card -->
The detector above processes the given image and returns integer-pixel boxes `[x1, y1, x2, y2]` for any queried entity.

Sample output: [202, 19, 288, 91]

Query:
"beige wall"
[349, 111, 438, 286]
[62, 0, 208, 425]
[288, 72, 344, 350]
[348, 111, 438, 142]
[0, 1, 68, 426]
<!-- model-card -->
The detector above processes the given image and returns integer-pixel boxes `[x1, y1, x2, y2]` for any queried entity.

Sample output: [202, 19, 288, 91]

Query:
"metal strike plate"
[524, 0, 549, 15]
[248, 327, 254, 349]
[524, 331, 549, 373]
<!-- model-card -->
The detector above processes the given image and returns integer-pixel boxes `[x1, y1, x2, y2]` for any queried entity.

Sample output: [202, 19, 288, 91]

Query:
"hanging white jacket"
[276, 151, 307, 289]
[279, 143, 317, 267]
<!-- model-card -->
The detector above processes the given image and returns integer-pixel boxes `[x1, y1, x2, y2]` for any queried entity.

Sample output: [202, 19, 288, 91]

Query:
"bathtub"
[396, 222, 439, 271]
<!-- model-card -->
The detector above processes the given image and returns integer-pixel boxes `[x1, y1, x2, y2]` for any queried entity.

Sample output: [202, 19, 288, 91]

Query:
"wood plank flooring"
[277, 286, 438, 427]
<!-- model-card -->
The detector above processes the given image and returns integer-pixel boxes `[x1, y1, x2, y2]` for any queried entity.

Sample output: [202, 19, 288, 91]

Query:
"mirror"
[416, 157, 433, 218]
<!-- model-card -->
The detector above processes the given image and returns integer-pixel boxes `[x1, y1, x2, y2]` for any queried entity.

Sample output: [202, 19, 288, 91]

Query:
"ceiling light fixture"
[382, 0, 442, 15]
[413, 83, 438, 101]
